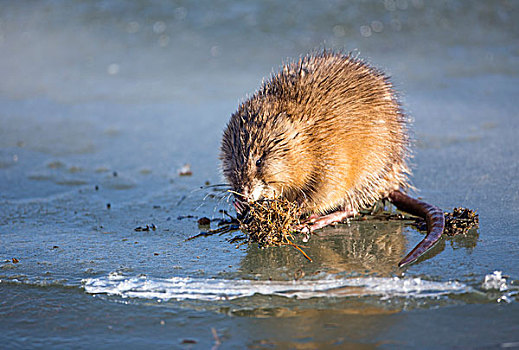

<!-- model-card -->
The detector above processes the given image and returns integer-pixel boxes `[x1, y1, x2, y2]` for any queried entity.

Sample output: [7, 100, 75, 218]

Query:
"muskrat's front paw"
[299, 209, 356, 233]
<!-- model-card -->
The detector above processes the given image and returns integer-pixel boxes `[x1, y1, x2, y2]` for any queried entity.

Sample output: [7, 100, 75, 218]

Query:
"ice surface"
[83, 272, 469, 301]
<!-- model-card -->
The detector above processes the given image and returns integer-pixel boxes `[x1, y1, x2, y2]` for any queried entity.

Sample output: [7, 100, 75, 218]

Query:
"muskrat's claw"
[234, 200, 249, 221]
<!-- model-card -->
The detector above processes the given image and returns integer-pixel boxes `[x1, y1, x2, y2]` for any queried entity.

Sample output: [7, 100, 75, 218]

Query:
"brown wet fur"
[220, 51, 442, 266]
[221, 51, 410, 215]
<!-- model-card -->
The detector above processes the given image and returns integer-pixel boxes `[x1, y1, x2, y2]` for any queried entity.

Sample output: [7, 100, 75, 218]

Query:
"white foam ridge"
[481, 271, 517, 303]
[481, 271, 508, 292]
[82, 272, 469, 301]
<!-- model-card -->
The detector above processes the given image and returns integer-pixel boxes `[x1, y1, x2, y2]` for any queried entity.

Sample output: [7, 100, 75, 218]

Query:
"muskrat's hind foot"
[388, 190, 445, 267]
[301, 208, 356, 233]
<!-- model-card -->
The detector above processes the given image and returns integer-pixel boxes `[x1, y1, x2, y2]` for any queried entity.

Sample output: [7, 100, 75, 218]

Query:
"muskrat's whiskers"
[202, 192, 214, 202]
[178, 184, 231, 212]
[191, 184, 230, 194]
[211, 198, 227, 215]
[219, 209, 236, 220]
[199, 183, 231, 189]
[176, 194, 187, 207]
[225, 192, 233, 203]
[212, 190, 231, 205]
[193, 201, 206, 212]
[217, 191, 233, 206]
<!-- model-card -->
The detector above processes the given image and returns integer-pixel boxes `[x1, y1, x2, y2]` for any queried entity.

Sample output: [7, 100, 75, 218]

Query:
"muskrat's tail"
[388, 190, 445, 267]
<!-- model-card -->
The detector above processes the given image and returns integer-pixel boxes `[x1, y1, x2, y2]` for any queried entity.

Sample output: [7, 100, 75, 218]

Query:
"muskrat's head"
[220, 104, 310, 214]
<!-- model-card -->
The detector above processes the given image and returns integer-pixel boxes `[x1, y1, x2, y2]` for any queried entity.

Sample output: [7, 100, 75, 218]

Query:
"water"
[1, 1, 518, 348]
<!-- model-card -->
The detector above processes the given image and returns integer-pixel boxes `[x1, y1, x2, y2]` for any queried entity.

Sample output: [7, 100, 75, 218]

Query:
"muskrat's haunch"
[220, 51, 444, 267]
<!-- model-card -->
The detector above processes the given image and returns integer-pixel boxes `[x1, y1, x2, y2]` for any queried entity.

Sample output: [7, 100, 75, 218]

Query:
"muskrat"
[220, 51, 444, 267]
